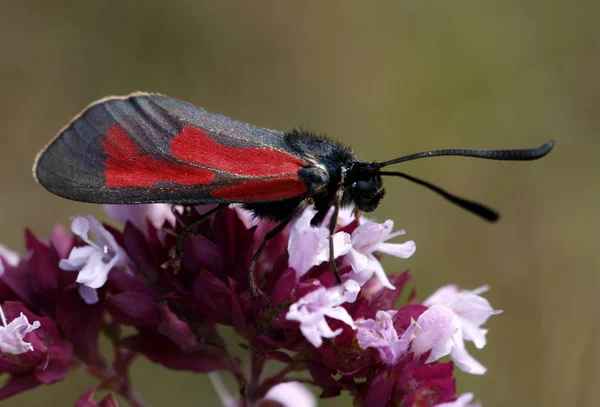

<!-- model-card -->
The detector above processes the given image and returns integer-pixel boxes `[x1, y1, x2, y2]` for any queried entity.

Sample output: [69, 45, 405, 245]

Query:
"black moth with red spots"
[34, 92, 554, 294]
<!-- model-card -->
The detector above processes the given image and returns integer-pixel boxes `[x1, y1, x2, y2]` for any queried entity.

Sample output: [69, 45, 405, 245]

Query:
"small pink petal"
[0, 245, 19, 266]
[264, 381, 317, 407]
[104, 203, 178, 231]
[78, 285, 99, 305]
[288, 207, 351, 279]
[411, 304, 456, 358]
[0, 244, 20, 276]
[350, 221, 391, 251]
[323, 307, 356, 329]
[59, 246, 97, 271]
[314, 232, 352, 265]
[71, 216, 91, 238]
[376, 240, 416, 258]
[450, 339, 487, 375]
[436, 392, 480, 407]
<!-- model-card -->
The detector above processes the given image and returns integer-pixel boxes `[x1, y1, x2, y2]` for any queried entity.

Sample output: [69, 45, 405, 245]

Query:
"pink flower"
[287, 206, 353, 280]
[0, 245, 19, 276]
[59, 216, 128, 304]
[418, 285, 502, 374]
[104, 203, 179, 232]
[0, 305, 40, 355]
[436, 392, 481, 407]
[345, 220, 416, 289]
[286, 280, 360, 347]
[263, 382, 317, 407]
[355, 310, 415, 365]
[287, 206, 415, 290]
[0, 302, 74, 400]
[356, 304, 471, 369]
[425, 285, 501, 349]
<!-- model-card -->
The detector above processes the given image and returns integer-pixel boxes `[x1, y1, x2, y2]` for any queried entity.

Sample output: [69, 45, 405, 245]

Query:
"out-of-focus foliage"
[0, 1, 597, 406]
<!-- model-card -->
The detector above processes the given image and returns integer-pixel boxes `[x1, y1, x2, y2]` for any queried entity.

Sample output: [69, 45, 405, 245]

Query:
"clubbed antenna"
[379, 171, 499, 222]
[377, 140, 554, 168]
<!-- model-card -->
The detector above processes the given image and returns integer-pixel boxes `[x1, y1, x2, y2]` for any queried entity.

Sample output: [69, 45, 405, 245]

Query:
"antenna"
[377, 140, 554, 168]
[379, 171, 499, 222]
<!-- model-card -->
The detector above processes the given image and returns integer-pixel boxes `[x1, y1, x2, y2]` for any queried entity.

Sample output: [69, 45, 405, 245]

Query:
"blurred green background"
[1, 1, 598, 406]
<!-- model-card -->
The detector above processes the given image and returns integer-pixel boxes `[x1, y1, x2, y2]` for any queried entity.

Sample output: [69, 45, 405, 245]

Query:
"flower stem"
[209, 372, 237, 407]
[119, 387, 148, 407]
[244, 352, 266, 403]
[84, 365, 149, 407]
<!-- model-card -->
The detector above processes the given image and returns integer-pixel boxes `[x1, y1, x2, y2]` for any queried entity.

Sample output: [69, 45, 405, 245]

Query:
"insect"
[34, 92, 554, 296]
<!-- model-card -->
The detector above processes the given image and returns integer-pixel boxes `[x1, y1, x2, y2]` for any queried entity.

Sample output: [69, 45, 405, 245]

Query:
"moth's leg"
[175, 204, 228, 258]
[352, 207, 362, 226]
[248, 200, 310, 298]
[327, 189, 344, 285]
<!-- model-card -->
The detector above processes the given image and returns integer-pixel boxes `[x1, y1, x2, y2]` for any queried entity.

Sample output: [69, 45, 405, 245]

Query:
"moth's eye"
[352, 180, 377, 197]
[351, 179, 384, 212]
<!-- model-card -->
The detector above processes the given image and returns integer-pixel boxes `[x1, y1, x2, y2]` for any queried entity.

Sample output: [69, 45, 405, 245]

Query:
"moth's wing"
[34, 92, 308, 204]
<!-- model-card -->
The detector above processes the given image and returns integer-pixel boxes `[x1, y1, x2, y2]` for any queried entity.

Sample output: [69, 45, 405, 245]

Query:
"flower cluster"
[0, 203, 500, 406]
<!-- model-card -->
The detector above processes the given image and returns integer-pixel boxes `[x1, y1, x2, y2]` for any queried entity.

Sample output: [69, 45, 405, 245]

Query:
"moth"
[34, 93, 554, 295]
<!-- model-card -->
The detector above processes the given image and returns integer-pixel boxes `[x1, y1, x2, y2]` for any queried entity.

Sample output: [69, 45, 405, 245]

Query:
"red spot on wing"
[170, 126, 305, 177]
[103, 125, 215, 187]
[210, 179, 307, 201]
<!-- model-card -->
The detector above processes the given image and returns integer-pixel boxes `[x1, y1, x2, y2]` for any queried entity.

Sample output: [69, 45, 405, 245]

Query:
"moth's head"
[347, 162, 385, 212]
